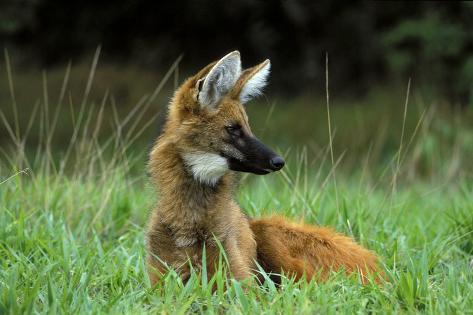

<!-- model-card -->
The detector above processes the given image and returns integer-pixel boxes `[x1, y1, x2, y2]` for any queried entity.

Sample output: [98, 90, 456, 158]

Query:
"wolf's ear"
[231, 59, 270, 104]
[196, 51, 241, 110]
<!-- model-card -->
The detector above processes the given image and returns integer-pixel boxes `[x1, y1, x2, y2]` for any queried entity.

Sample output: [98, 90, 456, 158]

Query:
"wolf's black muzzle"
[225, 135, 285, 175]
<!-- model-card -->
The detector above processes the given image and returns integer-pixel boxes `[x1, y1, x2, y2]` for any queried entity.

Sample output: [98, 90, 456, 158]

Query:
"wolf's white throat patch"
[182, 152, 228, 186]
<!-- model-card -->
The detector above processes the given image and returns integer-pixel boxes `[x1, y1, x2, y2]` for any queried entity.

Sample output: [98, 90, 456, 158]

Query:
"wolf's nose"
[269, 156, 285, 170]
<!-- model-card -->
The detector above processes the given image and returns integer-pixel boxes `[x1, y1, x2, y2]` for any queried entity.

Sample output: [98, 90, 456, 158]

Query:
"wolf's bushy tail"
[250, 216, 382, 284]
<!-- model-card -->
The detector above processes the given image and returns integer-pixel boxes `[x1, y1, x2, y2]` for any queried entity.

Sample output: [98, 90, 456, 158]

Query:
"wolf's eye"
[225, 124, 242, 137]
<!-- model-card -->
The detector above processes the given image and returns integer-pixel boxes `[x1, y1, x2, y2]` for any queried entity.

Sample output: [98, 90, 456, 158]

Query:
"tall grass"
[1, 51, 472, 313]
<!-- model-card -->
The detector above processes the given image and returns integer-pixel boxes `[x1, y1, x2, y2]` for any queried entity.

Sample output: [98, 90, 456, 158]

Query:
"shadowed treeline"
[2, 1, 473, 104]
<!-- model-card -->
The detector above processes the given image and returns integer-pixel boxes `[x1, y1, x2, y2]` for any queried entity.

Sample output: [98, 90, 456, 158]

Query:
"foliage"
[382, 3, 473, 106]
[1, 1, 473, 104]
[1, 160, 473, 313]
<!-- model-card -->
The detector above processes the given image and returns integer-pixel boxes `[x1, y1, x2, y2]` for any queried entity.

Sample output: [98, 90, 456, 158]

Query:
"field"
[1, 58, 473, 314]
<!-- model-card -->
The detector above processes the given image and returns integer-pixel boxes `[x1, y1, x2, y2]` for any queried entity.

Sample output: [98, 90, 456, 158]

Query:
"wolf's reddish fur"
[146, 51, 381, 286]
[250, 217, 379, 283]
[147, 56, 257, 284]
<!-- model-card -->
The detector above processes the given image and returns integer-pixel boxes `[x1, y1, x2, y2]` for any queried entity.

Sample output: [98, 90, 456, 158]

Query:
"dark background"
[1, 0, 473, 176]
[2, 0, 473, 103]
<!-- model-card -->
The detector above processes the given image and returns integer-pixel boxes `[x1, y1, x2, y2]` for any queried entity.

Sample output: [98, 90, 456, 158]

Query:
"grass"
[1, 53, 473, 314]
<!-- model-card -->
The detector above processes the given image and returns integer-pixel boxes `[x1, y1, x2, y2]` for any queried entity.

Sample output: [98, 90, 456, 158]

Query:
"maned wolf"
[147, 51, 380, 285]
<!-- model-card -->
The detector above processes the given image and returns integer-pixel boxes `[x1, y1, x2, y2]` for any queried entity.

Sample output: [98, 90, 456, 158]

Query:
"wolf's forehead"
[221, 101, 250, 126]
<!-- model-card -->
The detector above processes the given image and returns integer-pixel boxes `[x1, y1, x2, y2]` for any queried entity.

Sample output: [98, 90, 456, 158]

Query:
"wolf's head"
[163, 51, 284, 185]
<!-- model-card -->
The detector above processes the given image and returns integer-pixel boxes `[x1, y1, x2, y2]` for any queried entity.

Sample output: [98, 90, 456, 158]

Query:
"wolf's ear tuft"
[235, 59, 270, 104]
[197, 51, 241, 110]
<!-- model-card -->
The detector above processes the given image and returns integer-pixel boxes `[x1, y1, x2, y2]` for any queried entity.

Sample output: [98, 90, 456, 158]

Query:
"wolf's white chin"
[182, 152, 228, 186]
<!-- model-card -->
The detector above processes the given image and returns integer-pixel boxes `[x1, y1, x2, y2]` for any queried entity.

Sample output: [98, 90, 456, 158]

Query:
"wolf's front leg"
[224, 237, 254, 280]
